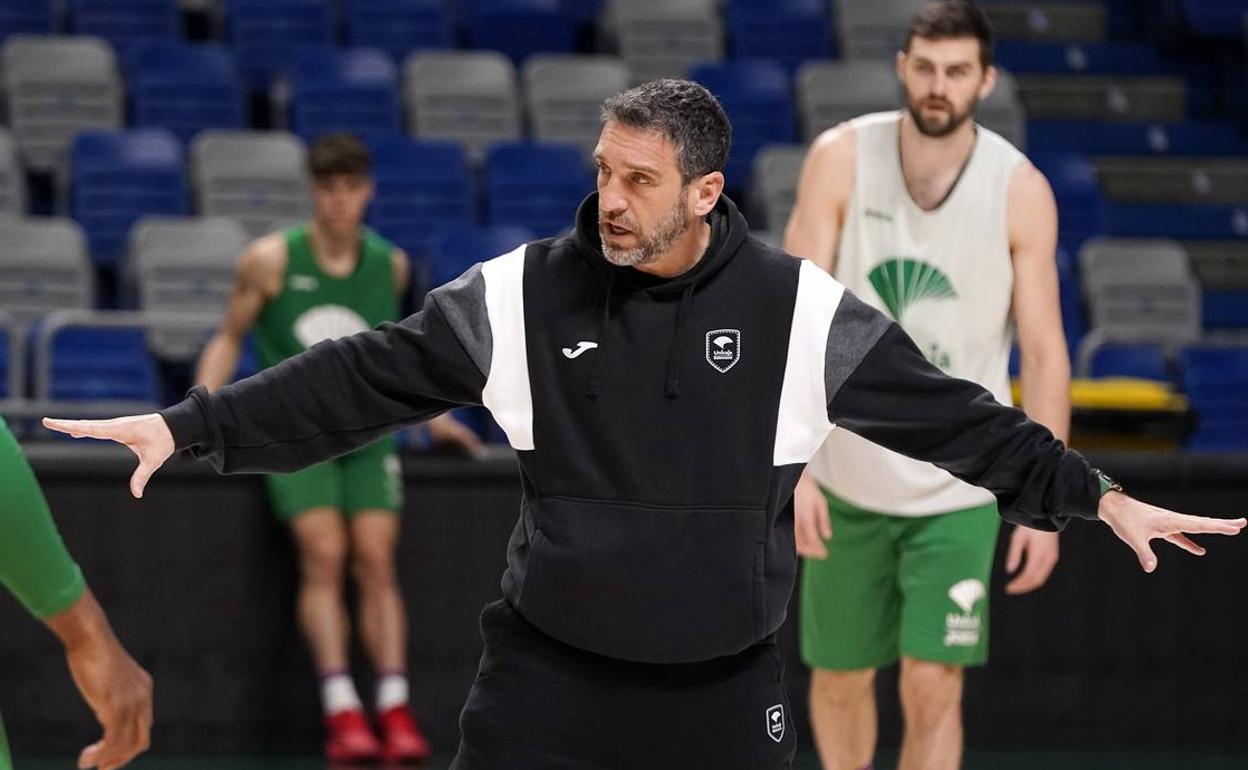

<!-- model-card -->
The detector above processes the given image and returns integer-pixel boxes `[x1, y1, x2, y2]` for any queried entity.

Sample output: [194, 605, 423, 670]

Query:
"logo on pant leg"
[765, 704, 785, 743]
[944, 578, 985, 647]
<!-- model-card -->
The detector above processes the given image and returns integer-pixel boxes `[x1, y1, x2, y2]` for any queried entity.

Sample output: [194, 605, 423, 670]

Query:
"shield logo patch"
[705, 328, 741, 373]
[766, 704, 785, 743]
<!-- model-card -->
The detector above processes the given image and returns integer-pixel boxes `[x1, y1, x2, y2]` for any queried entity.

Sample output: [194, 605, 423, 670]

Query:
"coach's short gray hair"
[600, 79, 731, 184]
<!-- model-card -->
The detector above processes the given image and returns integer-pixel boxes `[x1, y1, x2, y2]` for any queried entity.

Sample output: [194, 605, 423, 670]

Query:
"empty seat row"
[0, 213, 536, 407]
[46, 128, 595, 266]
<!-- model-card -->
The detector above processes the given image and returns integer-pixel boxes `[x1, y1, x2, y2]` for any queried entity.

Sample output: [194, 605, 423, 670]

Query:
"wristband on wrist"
[1096, 470, 1123, 497]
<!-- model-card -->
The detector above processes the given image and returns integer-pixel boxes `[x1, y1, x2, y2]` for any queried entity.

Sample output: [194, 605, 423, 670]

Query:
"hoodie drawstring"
[663, 283, 695, 399]
[587, 272, 616, 399]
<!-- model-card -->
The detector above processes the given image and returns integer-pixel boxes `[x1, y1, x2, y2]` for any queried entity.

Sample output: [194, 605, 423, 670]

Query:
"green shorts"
[800, 488, 1001, 670]
[265, 438, 403, 522]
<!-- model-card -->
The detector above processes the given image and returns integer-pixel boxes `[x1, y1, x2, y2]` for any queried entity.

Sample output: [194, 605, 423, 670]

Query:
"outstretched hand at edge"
[42, 415, 175, 499]
[1098, 491, 1245, 573]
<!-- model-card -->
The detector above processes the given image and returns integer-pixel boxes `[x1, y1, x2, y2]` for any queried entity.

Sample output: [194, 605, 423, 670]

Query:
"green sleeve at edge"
[0, 418, 87, 620]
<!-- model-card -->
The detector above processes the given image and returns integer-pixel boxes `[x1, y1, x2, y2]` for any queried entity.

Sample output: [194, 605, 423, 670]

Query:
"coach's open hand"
[1098, 490, 1245, 572]
[43, 415, 174, 499]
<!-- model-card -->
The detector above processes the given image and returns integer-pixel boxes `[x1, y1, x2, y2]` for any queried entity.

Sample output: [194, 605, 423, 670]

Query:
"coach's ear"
[690, 171, 724, 217]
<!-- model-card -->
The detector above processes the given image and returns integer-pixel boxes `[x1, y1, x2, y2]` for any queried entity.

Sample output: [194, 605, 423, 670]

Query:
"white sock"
[321, 672, 363, 716]
[376, 672, 410, 712]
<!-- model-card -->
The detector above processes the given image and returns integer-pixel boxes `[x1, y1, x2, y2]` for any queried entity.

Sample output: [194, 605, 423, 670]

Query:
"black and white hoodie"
[161, 193, 1103, 665]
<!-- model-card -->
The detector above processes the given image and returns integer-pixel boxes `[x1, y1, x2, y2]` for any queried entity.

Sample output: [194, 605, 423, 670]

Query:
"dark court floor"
[14, 752, 1248, 770]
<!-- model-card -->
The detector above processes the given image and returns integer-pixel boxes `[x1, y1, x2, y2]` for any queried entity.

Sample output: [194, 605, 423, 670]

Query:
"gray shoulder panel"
[430, 261, 492, 378]
[824, 290, 893, 405]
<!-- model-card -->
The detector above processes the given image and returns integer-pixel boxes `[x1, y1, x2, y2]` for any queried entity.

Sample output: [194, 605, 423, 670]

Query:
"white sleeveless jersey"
[810, 111, 1025, 516]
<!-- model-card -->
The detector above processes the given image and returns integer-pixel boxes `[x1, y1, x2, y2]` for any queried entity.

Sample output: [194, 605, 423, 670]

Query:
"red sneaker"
[377, 705, 432, 764]
[325, 708, 382, 764]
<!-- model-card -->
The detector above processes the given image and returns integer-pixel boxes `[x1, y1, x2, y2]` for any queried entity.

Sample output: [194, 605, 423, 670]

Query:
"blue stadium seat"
[559, 0, 606, 27]
[344, 0, 452, 61]
[68, 0, 180, 66]
[367, 136, 475, 268]
[427, 223, 535, 289]
[49, 326, 160, 403]
[726, 0, 835, 72]
[464, 0, 576, 64]
[1179, 344, 1248, 450]
[225, 0, 334, 91]
[1203, 290, 1248, 329]
[1106, 203, 1248, 239]
[484, 142, 591, 238]
[1088, 343, 1168, 381]
[289, 47, 402, 143]
[1180, 0, 1248, 38]
[233, 334, 259, 382]
[996, 42, 1171, 75]
[1029, 152, 1108, 252]
[70, 129, 188, 268]
[0, 1, 54, 44]
[132, 42, 246, 143]
[691, 60, 797, 192]
[1027, 121, 1248, 156]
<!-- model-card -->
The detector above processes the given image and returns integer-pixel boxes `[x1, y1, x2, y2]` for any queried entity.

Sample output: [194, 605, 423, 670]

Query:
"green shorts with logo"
[265, 437, 403, 521]
[800, 488, 1001, 670]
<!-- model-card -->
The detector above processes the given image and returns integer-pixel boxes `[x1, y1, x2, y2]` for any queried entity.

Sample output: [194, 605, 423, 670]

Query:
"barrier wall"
[2, 446, 1246, 756]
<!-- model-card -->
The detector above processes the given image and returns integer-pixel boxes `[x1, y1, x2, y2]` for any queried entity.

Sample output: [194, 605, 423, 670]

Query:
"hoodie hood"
[568, 192, 751, 399]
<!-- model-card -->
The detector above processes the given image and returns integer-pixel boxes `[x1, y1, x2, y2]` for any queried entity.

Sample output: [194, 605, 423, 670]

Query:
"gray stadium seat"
[1186, 240, 1248, 291]
[613, 0, 723, 83]
[129, 216, 248, 361]
[1014, 75, 1187, 122]
[1080, 237, 1193, 287]
[0, 217, 93, 328]
[1095, 157, 1248, 205]
[524, 54, 630, 156]
[0, 128, 26, 216]
[797, 61, 899, 141]
[404, 50, 521, 163]
[191, 130, 311, 239]
[0, 35, 124, 172]
[749, 144, 808, 233]
[1078, 237, 1201, 349]
[978, 69, 1027, 149]
[836, 0, 922, 60]
[981, 2, 1107, 43]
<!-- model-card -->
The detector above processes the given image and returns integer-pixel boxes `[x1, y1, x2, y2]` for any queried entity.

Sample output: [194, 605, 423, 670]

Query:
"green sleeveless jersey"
[255, 224, 398, 369]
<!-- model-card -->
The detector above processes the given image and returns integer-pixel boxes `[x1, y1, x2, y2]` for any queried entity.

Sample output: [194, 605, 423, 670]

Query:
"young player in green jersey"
[191, 133, 481, 764]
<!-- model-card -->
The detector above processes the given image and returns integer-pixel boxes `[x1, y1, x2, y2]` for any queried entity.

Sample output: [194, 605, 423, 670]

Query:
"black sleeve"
[826, 298, 1101, 531]
[160, 271, 492, 474]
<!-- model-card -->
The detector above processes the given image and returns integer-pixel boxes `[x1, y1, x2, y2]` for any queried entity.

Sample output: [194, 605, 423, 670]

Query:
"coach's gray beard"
[600, 197, 692, 267]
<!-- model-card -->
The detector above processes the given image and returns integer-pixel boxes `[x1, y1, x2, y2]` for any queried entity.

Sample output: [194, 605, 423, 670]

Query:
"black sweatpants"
[449, 599, 797, 770]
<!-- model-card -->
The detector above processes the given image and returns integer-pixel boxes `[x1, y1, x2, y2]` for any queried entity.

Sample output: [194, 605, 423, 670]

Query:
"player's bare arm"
[194, 235, 286, 392]
[390, 246, 411, 296]
[1003, 161, 1070, 594]
[45, 589, 153, 770]
[783, 123, 856, 273]
[785, 123, 856, 558]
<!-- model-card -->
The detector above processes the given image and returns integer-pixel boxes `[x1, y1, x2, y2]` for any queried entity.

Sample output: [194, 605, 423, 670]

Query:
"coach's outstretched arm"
[43, 267, 493, 498]
[823, 291, 1244, 573]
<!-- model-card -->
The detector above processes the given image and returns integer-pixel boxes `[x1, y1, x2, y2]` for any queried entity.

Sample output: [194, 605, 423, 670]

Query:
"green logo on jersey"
[867, 258, 957, 322]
